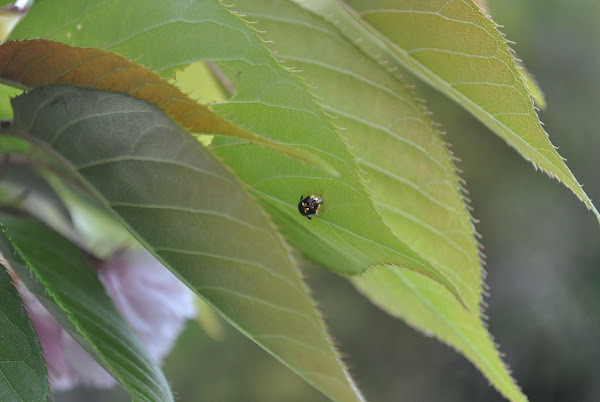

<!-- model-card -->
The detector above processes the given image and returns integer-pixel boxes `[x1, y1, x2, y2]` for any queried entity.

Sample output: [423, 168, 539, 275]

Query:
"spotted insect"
[298, 194, 323, 220]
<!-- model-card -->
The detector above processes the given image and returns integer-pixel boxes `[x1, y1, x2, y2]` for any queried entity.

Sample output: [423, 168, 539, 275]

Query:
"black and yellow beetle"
[298, 194, 323, 220]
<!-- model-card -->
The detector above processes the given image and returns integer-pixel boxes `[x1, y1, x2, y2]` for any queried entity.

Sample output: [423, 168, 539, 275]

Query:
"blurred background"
[54, 0, 600, 401]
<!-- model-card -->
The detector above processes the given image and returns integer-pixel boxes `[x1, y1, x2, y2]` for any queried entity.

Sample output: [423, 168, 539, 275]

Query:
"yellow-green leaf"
[352, 268, 526, 402]
[471, 0, 545, 109]
[231, 0, 525, 400]
[295, 0, 597, 220]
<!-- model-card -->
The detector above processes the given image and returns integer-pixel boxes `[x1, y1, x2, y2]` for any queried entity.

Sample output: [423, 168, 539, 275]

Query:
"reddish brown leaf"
[0, 39, 337, 175]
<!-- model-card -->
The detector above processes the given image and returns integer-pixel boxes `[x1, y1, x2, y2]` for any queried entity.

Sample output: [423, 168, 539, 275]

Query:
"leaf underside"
[9, 85, 364, 402]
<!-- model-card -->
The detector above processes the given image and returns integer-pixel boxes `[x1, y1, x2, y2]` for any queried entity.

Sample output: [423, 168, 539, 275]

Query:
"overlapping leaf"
[0, 39, 337, 175]
[295, 0, 597, 220]
[230, 1, 525, 400]
[0, 167, 74, 239]
[0, 215, 174, 402]
[9, 85, 364, 402]
[351, 268, 526, 401]
[0, 133, 140, 258]
[0, 261, 48, 402]
[0, 83, 20, 118]
[239, 0, 481, 306]
[7, 0, 470, 305]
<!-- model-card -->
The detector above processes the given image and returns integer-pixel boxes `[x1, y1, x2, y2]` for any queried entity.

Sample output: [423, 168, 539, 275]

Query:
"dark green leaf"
[0, 259, 48, 401]
[9, 85, 364, 402]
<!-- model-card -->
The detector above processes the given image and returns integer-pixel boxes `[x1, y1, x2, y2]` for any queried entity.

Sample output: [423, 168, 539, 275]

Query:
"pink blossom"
[17, 249, 196, 391]
[98, 249, 197, 361]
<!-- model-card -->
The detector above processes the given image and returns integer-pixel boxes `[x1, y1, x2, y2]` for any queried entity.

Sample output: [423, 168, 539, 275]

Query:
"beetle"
[298, 194, 323, 220]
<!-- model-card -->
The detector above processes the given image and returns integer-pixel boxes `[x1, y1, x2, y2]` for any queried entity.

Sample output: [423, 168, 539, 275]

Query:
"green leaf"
[229, 1, 525, 400]
[351, 268, 526, 402]
[42, 175, 140, 259]
[472, 0, 545, 110]
[175, 62, 230, 104]
[0, 128, 77, 185]
[294, 0, 598, 220]
[0, 134, 28, 154]
[0, 214, 174, 402]
[0, 131, 138, 258]
[0, 39, 338, 177]
[239, 0, 482, 304]
[9, 85, 364, 402]
[0, 167, 74, 240]
[174, 61, 231, 147]
[515, 59, 546, 111]
[0, 261, 49, 402]
[7, 0, 471, 307]
[0, 83, 20, 119]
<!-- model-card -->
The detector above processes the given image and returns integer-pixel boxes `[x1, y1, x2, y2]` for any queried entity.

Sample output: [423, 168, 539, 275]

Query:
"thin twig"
[205, 61, 236, 97]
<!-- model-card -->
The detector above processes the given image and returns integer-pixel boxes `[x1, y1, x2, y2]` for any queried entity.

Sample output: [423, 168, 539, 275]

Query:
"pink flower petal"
[61, 333, 117, 388]
[17, 283, 82, 390]
[14, 248, 196, 391]
[99, 249, 196, 360]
